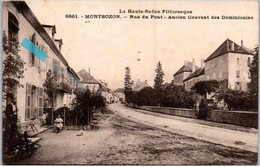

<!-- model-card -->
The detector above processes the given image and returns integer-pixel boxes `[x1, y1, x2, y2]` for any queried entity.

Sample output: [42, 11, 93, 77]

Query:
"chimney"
[241, 40, 244, 47]
[89, 67, 90, 75]
[231, 42, 235, 51]
[184, 60, 187, 66]
[192, 58, 195, 73]
[201, 59, 205, 68]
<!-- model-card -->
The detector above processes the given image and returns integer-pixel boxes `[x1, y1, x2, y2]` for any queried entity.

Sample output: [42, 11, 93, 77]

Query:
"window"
[235, 82, 242, 90]
[61, 67, 64, 78]
[236, 58, 239, 65]
[248, 57, 251, 66]
[236, 71, 240, 78]
[8, 12, 19, 41]
[53, 59, 60, 81]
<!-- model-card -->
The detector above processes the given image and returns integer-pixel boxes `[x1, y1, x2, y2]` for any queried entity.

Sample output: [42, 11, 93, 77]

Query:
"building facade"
[132, 79, 150, 91]
[77, 69, 101, 92]
[2, 1, 79, 127]
[173, 59, 199, 86]
[182, 39, 253, 91]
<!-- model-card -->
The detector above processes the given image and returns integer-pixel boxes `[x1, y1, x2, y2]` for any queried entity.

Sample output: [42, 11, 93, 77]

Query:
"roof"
[173, 61, 199, 76]
[67, 66, 80, 80]
[54, 39, 63, 45]
[98, 80, 110, 91]
[132, 80, 150, 91]
[12, 1, 68, 66]
[42, 24, 56, 33]
[162, 82, 173, 90]
[77, 69, 100, 84]
[183, 67, 205, 82]
[205, 39, 253, 62]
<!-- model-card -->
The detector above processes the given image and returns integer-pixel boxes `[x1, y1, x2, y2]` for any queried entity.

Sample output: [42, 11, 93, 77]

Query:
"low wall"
[207, 110, 258, 128]
[138, 106, 196, 119]
[126, 104, 258, 128]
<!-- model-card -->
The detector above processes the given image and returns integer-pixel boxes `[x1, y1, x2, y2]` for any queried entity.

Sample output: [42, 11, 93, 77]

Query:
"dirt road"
[14, 107, 257, 165]
[108, 103, 258, 153]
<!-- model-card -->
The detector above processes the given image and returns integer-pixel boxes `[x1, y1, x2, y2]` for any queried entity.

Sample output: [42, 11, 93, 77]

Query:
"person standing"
[3, 93, 19, 154]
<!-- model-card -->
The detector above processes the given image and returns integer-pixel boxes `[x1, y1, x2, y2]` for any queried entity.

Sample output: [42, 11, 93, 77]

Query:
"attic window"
[8, 12, 19, 40]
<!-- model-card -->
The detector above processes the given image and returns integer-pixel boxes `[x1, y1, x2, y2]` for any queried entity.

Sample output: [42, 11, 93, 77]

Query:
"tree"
[191, 80, 220, 98]
[153, 61, 165, 106]
[163, 85, 196, 109]
[2, 31, 25, 98]
[43, 69, 58, 125]
[2, 31, 25, 159]
[72, 88, 105, 125]
[154, 61, 164, 90]
[124, 66, 133, 103]
[124, 66, 133, 91]
[248, 47, 258, 110]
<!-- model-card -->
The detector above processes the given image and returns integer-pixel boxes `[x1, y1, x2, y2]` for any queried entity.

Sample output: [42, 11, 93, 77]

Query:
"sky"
[26, 1, 258, 90]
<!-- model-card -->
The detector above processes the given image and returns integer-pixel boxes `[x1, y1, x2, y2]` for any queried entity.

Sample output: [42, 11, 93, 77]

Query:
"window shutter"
[25, 83, 31, 121]
[38, 87, 44, 117]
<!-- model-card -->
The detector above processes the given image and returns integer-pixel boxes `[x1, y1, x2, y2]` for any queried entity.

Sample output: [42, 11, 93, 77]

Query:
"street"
[108, 103, 258, 153]
[14, 104, 257, 165]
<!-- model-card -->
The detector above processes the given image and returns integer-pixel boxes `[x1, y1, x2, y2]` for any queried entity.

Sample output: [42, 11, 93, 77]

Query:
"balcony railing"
[55, 75, 73, 94]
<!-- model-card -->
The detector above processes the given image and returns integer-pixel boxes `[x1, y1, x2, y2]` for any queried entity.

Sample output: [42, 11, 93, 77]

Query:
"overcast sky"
[27, 1, 258, 90]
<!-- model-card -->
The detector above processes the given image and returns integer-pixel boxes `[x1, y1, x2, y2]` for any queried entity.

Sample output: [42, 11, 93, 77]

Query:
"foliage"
[154, 61, 164, 90]
[153, 61, 165, 105]
[2, 31, 24, 160]
[162, 85, 196, 109]
[221, 89, 254, 111]
[124, 66, 133, 91]
[126, 85, 195, 109]
[2, 31, 25, 98]
[124, 66, 133, 104]
[43, 70, 58, 124]
[72, 87, 105, 125]
[248, 47, 258, 110]
[135, 87, 156, 106]
[191, 80, 220, 97]
[212, 80, 254, 111]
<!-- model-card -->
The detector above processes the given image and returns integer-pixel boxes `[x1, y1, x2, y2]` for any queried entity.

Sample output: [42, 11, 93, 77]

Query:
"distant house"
[173, 59, 199, 86]
[132, 79, 150, 91]
[77, 69, 101, 93]
[114, 88, 125, 102]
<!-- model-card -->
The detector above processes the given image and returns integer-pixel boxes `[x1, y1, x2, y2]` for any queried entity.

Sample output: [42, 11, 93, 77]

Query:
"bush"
[126, 85, 195, 109]
[223, 89, 254, 111]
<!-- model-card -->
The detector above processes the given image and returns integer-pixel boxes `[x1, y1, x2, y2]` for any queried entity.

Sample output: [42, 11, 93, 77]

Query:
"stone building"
[183, 39, 253, 91]
[132, 79, 150, 91]
[2, 1, 79, 128]
[77, 69, 101, 93]
[173, 59, 199, 86]
[114, 88, 125, 103]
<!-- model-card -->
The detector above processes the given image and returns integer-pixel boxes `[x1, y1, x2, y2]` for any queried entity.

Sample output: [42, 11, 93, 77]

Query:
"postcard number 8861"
[65, 14, 78, 18]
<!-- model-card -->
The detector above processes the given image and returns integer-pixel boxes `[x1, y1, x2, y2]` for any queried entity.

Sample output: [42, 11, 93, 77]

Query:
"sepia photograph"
[1, 0, 259, 165]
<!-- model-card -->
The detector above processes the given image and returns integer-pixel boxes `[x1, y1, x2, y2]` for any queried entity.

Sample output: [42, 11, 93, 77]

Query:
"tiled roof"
[77, 69, 100, 84]
[173, 61, 199, 76]
[205, 39, 253, 62]
[132, 80, 150, 91]
[183, 67, 205, 82]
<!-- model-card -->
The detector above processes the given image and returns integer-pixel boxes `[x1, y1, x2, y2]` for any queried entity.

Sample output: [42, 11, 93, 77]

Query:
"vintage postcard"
[1, 0, 258, 165]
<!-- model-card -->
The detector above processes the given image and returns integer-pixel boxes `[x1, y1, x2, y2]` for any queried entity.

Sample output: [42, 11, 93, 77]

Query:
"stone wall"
[126, 104, 258, 128]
